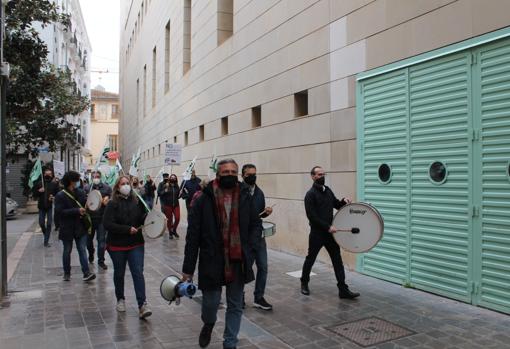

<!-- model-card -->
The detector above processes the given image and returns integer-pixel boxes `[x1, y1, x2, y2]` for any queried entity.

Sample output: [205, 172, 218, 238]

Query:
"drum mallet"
[138, 221, 155, 230]
[335, 227, 360, 234]
[259, 203, 277, 217]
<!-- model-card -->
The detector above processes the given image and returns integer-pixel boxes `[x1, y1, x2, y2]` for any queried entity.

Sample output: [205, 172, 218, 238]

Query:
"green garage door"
[358, 71, 409, 283]
[357, 30, 510, 314]
[476, 40, 510, 312]
[408, 53, 472, 302]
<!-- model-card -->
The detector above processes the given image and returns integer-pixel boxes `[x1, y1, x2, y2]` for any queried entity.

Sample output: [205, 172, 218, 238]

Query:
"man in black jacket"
[182, 159, 258, 349]
[180, 170, 201, 210]
[54, 171, 96, 282]
[242, 164, 273, 311]
[300, 166, 360, 299]
[32, 168, 60, 247]
[84, 171, 112, 269]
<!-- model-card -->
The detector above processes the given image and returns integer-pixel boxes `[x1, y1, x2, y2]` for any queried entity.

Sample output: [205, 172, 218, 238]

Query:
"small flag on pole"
[182, 156, 197, 181]
[129, 147, 141, 177]
[28, 159, 43, 189]
[94, 141, 110, 171]
[116, 158, 124, 175]
[208, 155, 218, 180]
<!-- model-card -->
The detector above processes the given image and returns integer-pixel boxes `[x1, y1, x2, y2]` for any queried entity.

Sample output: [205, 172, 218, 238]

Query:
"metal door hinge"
[471, 205, 480, 217]
[470, 53, 477, 66]
[470, 281, 481, 295]
[470, 129, 480, 142]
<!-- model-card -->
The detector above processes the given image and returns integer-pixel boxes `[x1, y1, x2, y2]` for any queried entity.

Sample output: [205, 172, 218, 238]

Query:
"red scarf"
[213, 179, 241, 283]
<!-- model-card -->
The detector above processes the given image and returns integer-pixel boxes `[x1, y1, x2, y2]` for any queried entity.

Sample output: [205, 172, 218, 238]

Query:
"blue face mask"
[75, 181, 81, 188]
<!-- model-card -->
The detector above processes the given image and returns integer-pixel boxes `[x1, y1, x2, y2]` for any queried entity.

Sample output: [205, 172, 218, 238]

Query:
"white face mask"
[119, 184, 131, 196]
[92, 178, 101, 185]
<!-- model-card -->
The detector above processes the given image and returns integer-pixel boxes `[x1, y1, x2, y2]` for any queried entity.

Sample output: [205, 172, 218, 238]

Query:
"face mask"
[119, 184, 131, 196]
[163, 178, 169, 183]
[244, 174, 256, 186]
[75, 181, 81, 189]
[92, 178, 101, 185]
[44, 175, 52, 181]
[315, 177, 325, 186]
[219, 175, 238, 189]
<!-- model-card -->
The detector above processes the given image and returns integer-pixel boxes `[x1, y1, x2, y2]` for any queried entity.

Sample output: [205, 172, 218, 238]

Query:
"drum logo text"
[350, 208, 367, 215]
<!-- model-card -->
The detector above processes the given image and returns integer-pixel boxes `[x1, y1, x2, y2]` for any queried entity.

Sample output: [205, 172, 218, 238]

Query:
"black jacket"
[248, 185, 268, 243]
[305, 183, 346, 233]
[84, 182, 112, 223]
[182, 182, 259, 290]
[157, 182, 180, 207]
[32, 179, 60, 210]
[180, 177, 201, 204]
[54, 188, 88, 241]
[103, 196, 147, 247]
[144, 180, 156, 198]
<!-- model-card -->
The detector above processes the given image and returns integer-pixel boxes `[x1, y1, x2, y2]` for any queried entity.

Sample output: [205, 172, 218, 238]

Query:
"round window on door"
[429, 161, 448, 185]
[378, 163, 392, 184]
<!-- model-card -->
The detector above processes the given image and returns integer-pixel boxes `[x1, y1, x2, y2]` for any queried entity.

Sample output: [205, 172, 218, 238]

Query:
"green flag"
[104, 166, 119, 187]
[28, 159, 43, 189]
[94, 142, 111, 171]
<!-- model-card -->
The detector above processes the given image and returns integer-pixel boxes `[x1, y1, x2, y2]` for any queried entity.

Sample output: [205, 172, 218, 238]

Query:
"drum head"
[86, 190, 102, 211]
[332, 202, 384, 253]
[144, 209, 167, 239]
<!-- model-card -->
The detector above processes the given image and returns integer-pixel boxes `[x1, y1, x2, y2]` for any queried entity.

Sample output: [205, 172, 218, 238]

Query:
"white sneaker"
[116, 299, 126, 312]
[139, 302, 152, 319]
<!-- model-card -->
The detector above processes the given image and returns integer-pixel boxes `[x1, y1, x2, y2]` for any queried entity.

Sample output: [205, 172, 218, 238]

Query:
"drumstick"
[335, 227, 360, 234]
[259, 204, 277, 217]
[138, 221, 155, 229]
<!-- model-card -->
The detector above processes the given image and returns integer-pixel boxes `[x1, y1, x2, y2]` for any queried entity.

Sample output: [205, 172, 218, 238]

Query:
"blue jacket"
[54, 188, 88, 241]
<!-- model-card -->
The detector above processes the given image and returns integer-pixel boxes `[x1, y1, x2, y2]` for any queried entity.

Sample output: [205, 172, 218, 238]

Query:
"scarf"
[213, 179, 241, 283]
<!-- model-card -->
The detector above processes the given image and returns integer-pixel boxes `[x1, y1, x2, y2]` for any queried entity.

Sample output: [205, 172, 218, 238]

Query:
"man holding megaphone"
[182, 159, 259, 349]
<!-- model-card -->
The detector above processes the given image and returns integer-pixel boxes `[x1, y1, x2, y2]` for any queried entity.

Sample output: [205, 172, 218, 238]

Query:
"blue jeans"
[253, 238, 268, 300]
[62, 234, 90, 275]
[145, 196, 154, 210]
[202, 263, 244, 348]
[39, 208, 53, 244]
[108, 245, 146, 308]
[87, 221, 106, 263]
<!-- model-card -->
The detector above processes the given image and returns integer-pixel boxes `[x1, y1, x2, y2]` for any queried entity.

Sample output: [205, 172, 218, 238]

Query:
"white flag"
[208, 154, 218, 180]
[182, 156, 197, 181]
[115, 159, 124, 174]
[129, 147, 141, 177]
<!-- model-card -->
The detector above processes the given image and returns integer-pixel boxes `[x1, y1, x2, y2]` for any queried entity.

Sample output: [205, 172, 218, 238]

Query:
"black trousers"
[301, 231, 346, 289]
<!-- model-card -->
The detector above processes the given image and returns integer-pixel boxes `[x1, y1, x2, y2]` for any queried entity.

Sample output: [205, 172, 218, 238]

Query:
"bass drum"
[143, 209, 167, 239]
[332, 202, 384, 253]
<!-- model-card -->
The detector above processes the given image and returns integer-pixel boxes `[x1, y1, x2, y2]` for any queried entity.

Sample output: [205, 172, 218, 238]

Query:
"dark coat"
[248, 185, 268, 244]
[182, 182, 259, 290]
[143, 180, 156, 198]
[54, 188, 88, 241]
[102, 195, 147, 248]
[84, 182, 112, 223]
[180, 177, 201, 204]
[304, 183, 346, 234]
[32, 179, 60, 210]
[157, 182, 180, 207]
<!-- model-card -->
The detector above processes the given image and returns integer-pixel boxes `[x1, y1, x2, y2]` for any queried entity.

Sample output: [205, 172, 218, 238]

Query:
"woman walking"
[103, 175, 152, 319]
[157, 173, 181, 239]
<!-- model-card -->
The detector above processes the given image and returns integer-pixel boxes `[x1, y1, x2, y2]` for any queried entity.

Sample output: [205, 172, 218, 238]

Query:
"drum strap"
[134, 191, 151, 213]
[62, 190, 93, 234]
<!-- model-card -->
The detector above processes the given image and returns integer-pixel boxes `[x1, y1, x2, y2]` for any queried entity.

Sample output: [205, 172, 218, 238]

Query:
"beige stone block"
[470, 0, 510, 37]
[331, 140, 357, 172]
[330, 0, 373, 21]
[331, 107, 356, 142]
[330, 78, 349, 112]
[205, 119, 221, 140]
[261, 96, 294, 126]
[309, 84, 330, 116]
[328, 171, 357, 202]
[330, 16, 347, 52]
[330, 40, 366, 81]
[228, 109, 251, 134]
[346, 0, 387, 45]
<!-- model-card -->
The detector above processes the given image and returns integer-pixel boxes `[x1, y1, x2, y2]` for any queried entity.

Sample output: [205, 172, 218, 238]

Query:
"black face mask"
[315, 177, 325, 186]
[244, 174, 256, 186]
[163, 178, 169, 183]
[44, 175, 52, 181]
[219, 175, 238, 189]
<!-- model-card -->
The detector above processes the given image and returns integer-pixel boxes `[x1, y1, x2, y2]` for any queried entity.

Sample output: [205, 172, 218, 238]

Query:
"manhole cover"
[326, 317, 414, 347]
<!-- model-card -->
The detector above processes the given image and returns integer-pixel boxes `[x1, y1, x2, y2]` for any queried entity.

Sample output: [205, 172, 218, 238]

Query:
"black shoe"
[98, 262, 108, 270]
[169, 233, 174, 240]
[339, 287, 360, 299]
[63, 274, 71, 281]
[199, 323, 214, 348]
[44, 242, 51, 247]
[301, 282, 310, 296]
[173, 231, 180, 239]
[253, 297, 273, 311]
[82, 272, 96, 282]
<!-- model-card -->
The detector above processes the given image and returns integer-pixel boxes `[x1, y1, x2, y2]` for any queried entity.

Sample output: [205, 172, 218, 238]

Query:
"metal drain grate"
[326, 317, 414, 347]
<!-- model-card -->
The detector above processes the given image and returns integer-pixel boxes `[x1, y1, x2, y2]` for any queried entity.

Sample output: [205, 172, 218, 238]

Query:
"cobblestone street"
[1, 216, 510, 349]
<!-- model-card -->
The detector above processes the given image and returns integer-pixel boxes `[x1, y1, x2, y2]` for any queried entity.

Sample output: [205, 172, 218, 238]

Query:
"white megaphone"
[160, 275, 197, 305]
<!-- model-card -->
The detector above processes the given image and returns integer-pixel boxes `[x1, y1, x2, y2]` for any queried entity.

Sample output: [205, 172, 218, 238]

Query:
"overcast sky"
[80, 0, 120, 93]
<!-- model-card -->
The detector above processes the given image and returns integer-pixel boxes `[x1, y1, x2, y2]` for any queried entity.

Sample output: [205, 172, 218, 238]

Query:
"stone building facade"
[119, 0, 510, 269]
